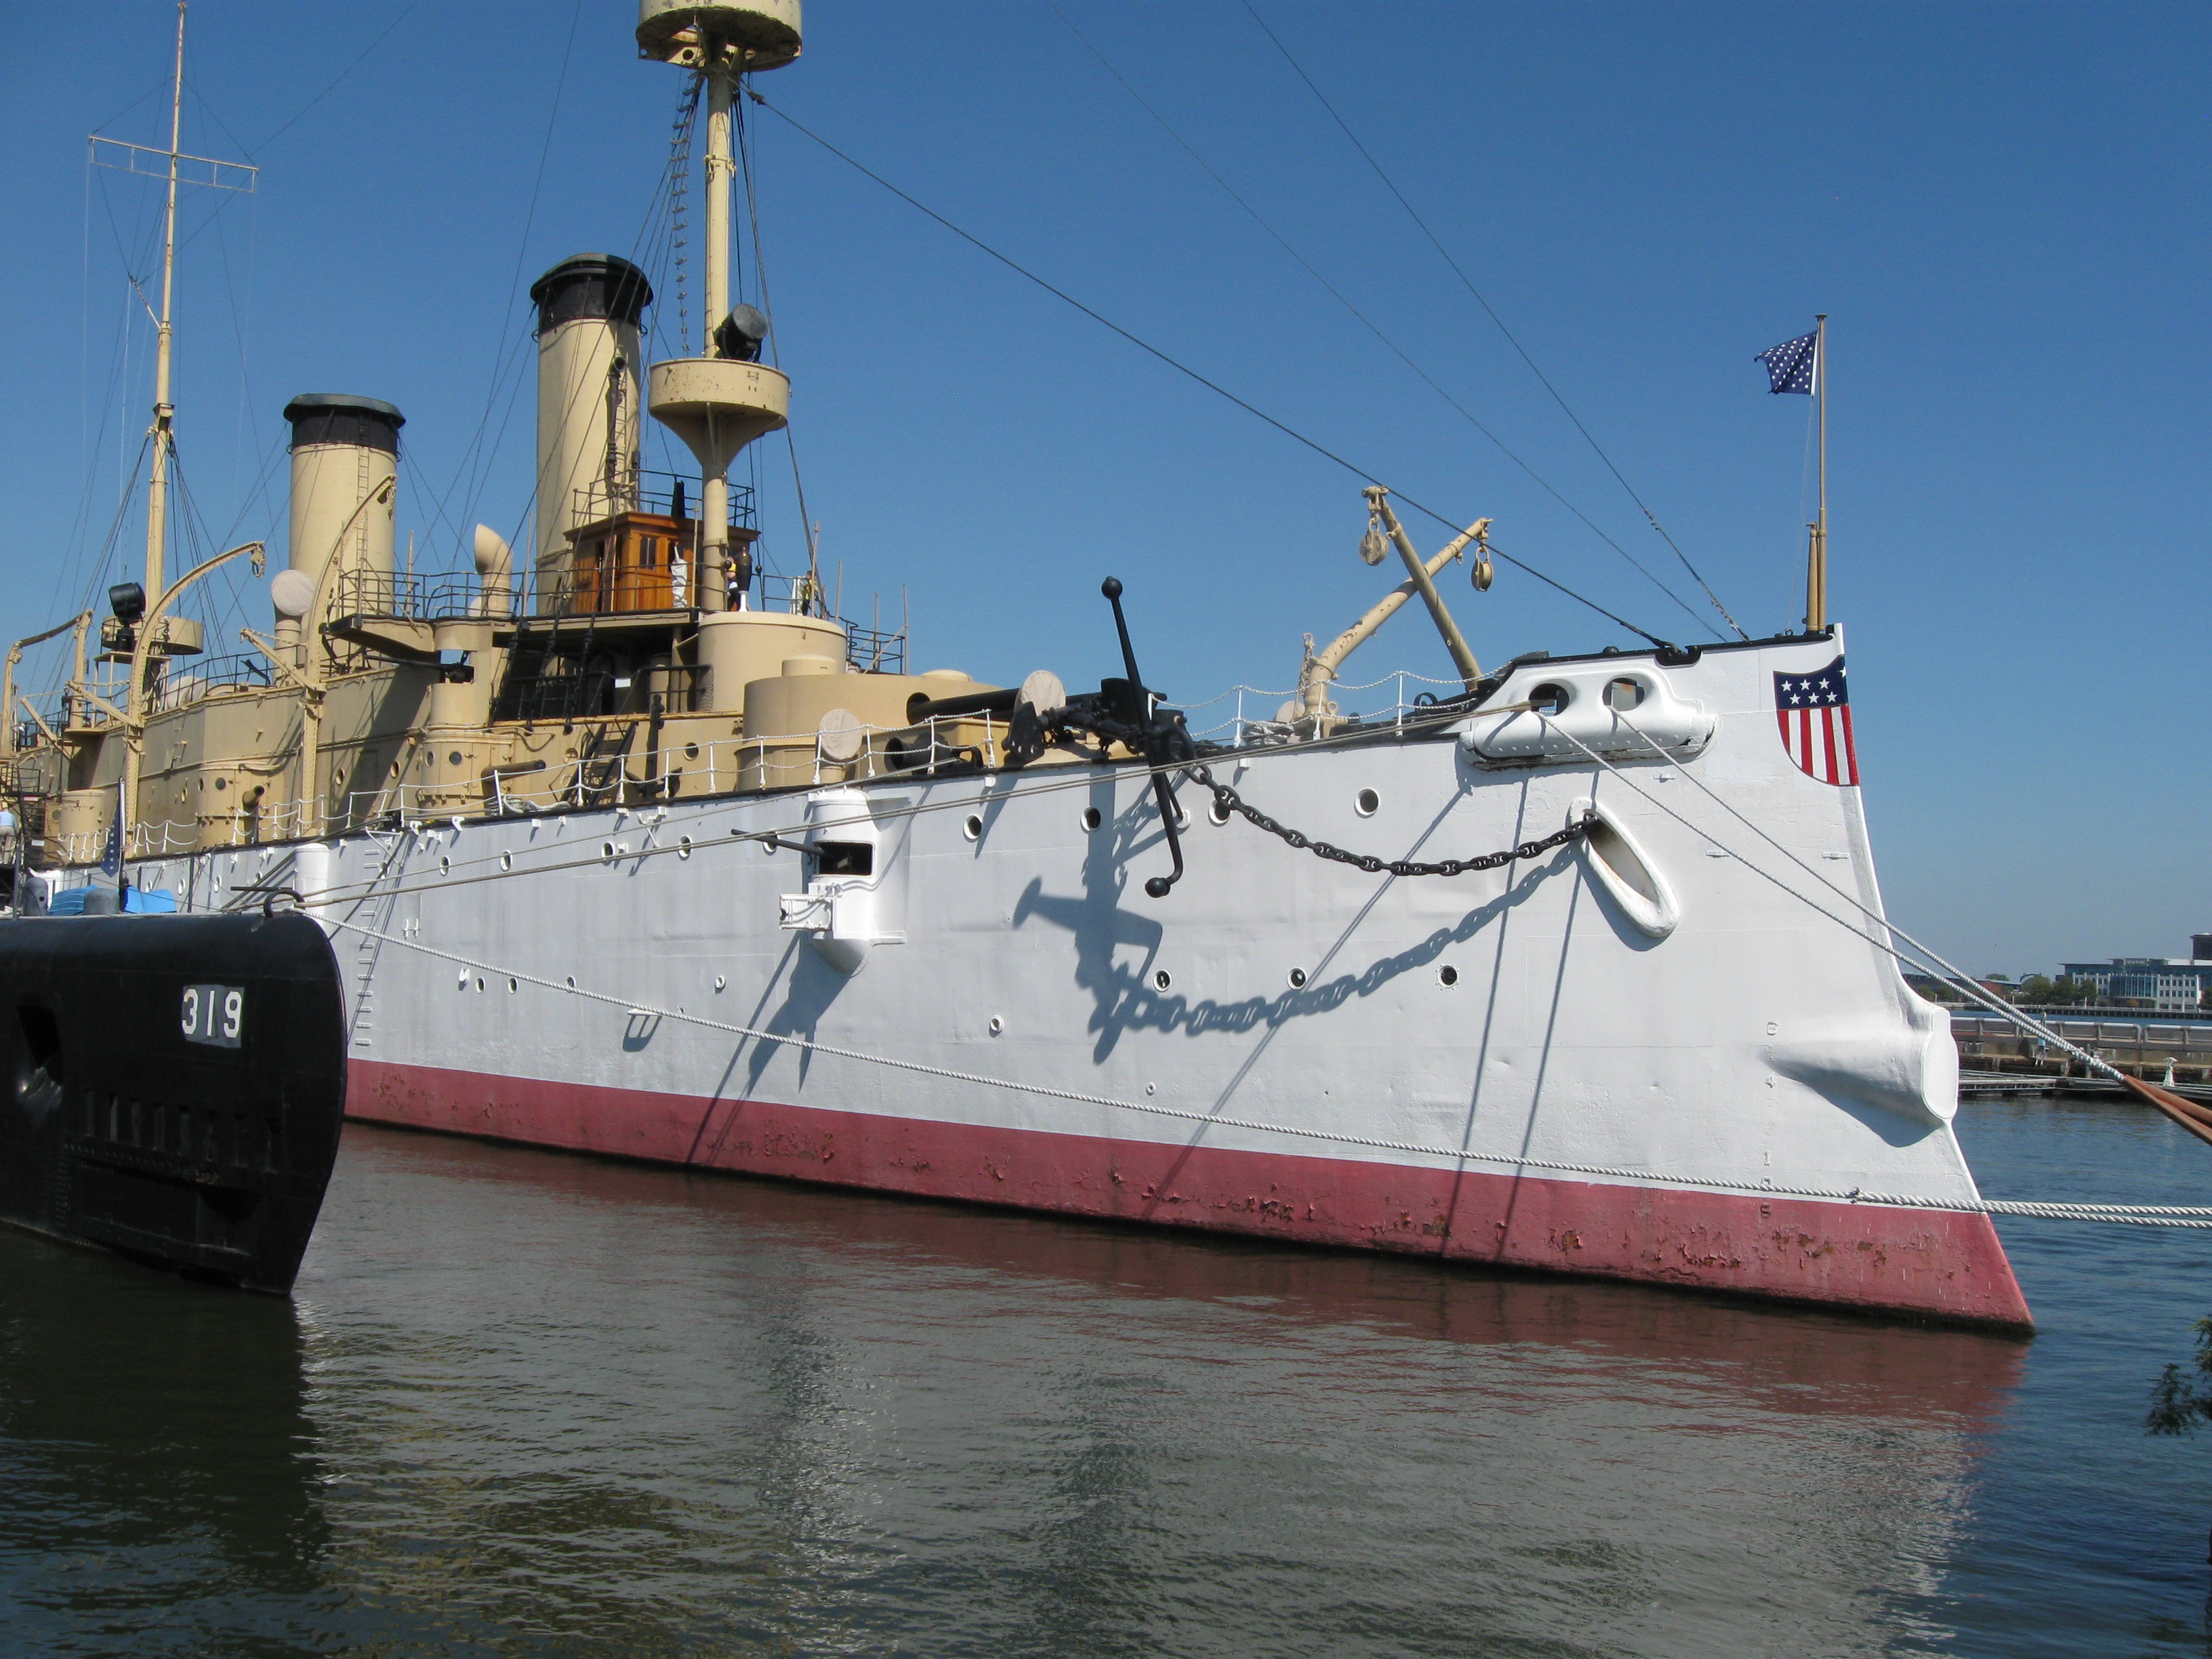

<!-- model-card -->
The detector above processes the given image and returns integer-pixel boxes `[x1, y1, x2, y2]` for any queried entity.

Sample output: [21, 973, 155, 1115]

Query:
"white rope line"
[1176, 670, 1465, 712]
[314, 911, 2212, 1228]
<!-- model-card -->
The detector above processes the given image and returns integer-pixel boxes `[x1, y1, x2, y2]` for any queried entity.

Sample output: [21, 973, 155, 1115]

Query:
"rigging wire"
[203, 154, 277, 553]
[735, 83, 815, 591]
[1238, 1, 1749, 643]
[420, 64, 713, 599]
[669, 75, 701, 356]
[749, 90, 1667, 647]
[455, 3, 583, 549]
[1045, 0, 1721, 643]
[407, 0, 583, 579]
[86, 72, 176, 142]
[58, 173, 141, 623]
[249, 1, 424, 156]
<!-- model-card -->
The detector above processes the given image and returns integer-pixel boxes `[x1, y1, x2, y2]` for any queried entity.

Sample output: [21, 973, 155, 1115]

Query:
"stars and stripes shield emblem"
[1774, 656, 1858, 785]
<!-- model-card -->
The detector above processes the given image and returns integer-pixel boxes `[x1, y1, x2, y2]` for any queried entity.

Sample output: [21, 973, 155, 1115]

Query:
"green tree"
[2150, 1322, 2212, 1563]
[2018, 975, 2056, 1004]
[2148, 1317, 2212, 1435]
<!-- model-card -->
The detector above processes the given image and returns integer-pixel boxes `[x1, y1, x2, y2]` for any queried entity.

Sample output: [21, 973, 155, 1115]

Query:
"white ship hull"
[117, 632, 2030, 1328]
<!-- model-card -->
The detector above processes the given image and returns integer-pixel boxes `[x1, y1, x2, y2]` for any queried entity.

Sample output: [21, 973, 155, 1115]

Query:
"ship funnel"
[530, 253, 651, 612]
[284, 394, 402, 603]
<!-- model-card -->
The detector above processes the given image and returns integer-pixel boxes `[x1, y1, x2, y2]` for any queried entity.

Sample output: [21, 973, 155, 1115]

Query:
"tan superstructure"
[12, 0, 1097, 870]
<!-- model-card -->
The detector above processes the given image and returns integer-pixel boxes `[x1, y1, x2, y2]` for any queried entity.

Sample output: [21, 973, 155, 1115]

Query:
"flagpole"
[1807, 313, 1828, 632]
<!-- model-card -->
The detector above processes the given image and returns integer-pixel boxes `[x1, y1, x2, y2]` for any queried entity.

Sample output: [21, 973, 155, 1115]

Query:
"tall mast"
[1806, 312, 1828, 632]
[698, 63, 735, 613]
[638, 1, 798, 621]
[142, 1, 188, 607]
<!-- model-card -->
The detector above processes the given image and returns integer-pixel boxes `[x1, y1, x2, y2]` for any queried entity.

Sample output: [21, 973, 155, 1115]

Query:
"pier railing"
[1954, 1008, 2212, 1088]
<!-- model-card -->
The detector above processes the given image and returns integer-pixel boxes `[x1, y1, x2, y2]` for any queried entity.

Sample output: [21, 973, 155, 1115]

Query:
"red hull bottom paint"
[350, 1059, 2033, 1331]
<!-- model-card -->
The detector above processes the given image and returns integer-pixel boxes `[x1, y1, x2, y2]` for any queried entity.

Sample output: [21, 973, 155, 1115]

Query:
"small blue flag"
[1757, 330, 1819, 394]
[98, 816, 119, 878]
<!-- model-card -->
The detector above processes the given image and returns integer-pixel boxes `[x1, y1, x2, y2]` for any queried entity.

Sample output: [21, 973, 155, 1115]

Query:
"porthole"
[1604, 678, 1645, 712]
[964, 814, 983, 841]
[713, 975, 726, 991]
[684, 742, 700, 760]
[1438, 965, 1460, 987]
[1153, 969, 1172, 991]
[508, 977, 518, 994]
[678, 836, 693, 859]
[565, 976, 577, 989]
[1082, 806, 1103, 832]
[601, 841, 617, 861]
[1528, 682, 1570, 716]
[1288, 968, 1308, 989]
[989, 1016, 1004, 1036]
[1354, 787, 1380, 817]
[448, 751, 464, 767]
[439, 857, 451, 876]
[474, 977, 485, 993]
[499, 851, 513, 872]
[1208, 798, 1231, 826]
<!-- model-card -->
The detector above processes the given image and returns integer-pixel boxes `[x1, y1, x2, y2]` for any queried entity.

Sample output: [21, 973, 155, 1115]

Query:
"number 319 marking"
[182, 984, 243, 1048]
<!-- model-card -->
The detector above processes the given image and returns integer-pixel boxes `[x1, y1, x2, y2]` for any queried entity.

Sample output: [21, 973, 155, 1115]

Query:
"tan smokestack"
[530, 255, 651, 613]
[283, 394, 403, 602]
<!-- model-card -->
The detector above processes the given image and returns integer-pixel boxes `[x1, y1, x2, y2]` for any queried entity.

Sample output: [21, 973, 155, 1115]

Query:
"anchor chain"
[1185, 764, 1592, 878]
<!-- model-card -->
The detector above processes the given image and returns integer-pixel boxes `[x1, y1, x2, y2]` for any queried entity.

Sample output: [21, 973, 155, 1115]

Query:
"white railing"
[1177, 670, 1465, 747]
[41, 669, 1471, 865]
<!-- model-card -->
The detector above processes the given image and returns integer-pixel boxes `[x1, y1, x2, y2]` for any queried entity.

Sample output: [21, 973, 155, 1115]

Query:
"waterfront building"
[2059, 951, 2212, 1012]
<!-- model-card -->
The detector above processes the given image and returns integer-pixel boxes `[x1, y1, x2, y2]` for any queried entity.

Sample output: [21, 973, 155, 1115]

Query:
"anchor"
[987, 578, 1195, 898]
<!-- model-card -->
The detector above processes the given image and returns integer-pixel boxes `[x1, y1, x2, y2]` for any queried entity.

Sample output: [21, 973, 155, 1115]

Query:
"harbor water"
[5, 1096, 2211, 1656]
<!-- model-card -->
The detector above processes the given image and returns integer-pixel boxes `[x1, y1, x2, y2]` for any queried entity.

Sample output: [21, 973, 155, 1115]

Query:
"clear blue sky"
[1, 1, 2204, 977]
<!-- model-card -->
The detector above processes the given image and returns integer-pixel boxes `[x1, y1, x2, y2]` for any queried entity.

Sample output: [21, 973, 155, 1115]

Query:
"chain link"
[1185, 764, 1591, 878]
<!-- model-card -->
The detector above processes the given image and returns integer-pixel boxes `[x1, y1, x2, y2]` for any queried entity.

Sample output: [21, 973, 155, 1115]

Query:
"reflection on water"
[0, 1098, 2208, 1655]
[0, 1227, 328, 1653]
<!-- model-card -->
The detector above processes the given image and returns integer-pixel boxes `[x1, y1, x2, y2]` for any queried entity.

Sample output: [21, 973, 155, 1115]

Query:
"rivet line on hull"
[316, 914, 2212, 1229]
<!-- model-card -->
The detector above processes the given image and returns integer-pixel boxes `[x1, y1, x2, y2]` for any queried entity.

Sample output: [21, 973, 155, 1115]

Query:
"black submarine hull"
[0, 912, 346, 1293]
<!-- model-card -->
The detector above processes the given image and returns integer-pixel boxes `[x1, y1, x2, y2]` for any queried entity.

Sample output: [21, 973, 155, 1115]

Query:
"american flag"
[1757, 330, 1819, 395]
[1774, 656, 1857, 785]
